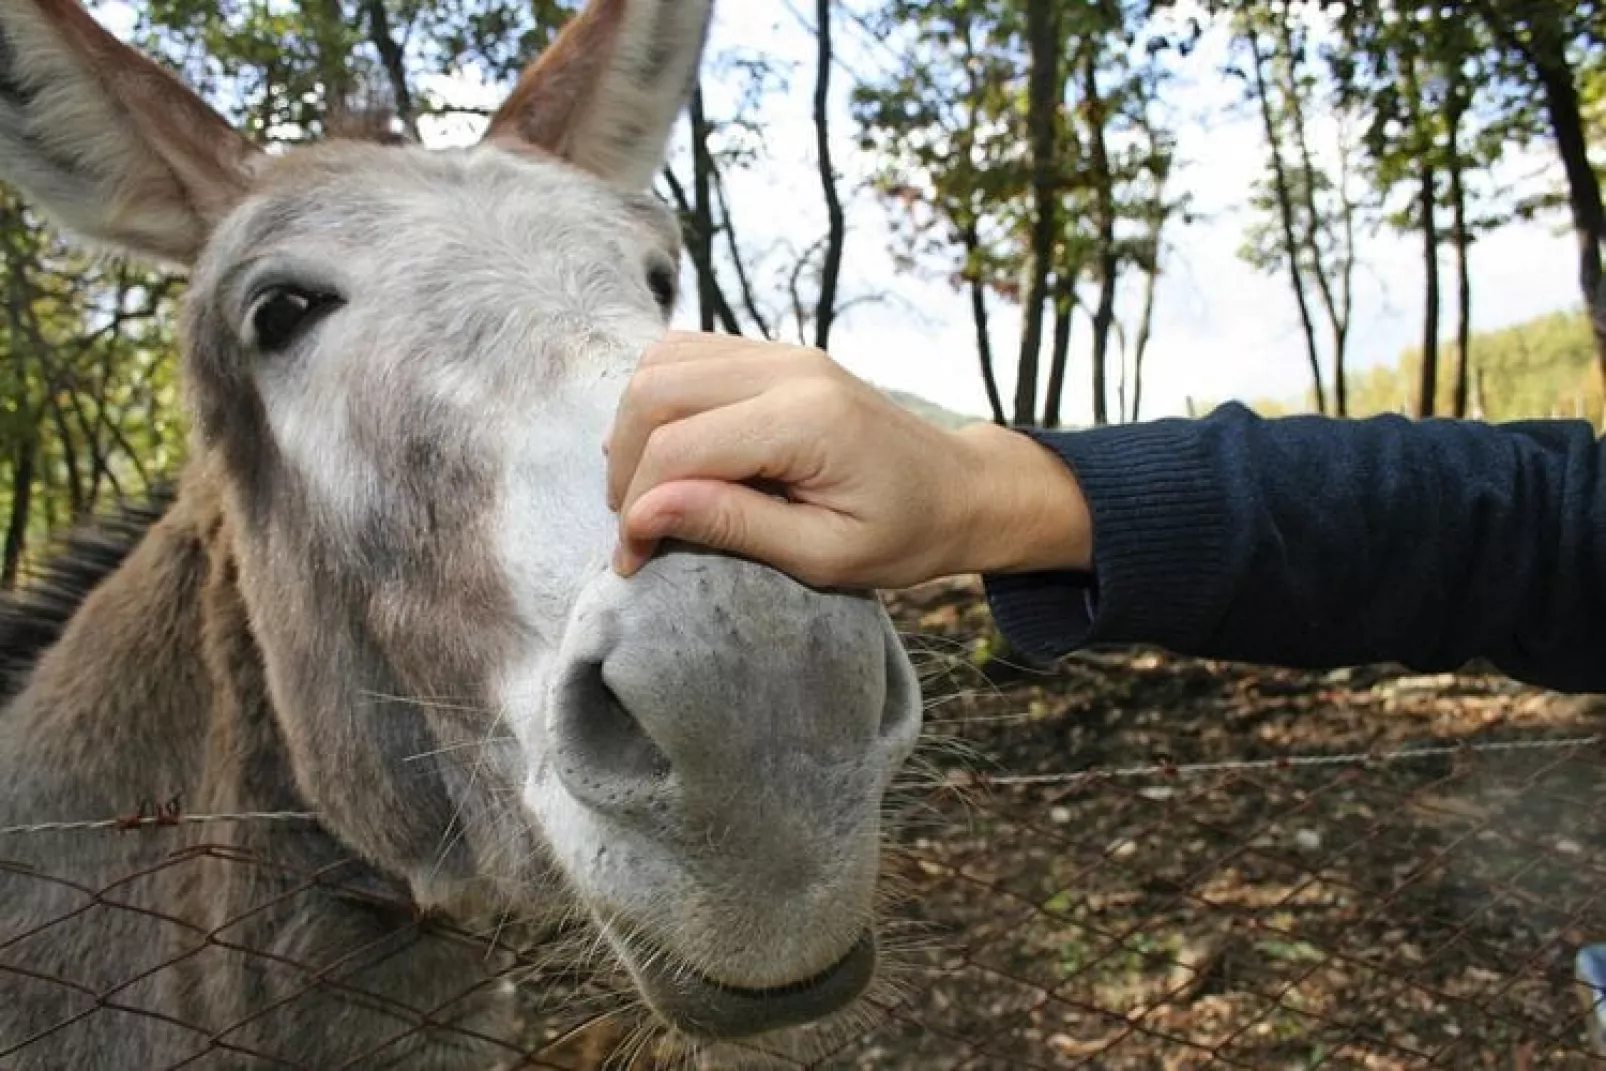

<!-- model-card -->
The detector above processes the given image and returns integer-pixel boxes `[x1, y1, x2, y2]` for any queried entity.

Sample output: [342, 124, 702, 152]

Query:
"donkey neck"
[0, 461, 295, 824]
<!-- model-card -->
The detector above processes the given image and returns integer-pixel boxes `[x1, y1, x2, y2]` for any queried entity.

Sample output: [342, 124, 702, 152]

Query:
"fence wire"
[4, 728, 1604, 1069]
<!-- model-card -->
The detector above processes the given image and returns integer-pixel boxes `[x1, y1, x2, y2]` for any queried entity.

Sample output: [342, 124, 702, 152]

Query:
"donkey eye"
[646, 261, 677, 314]
[249, 287, 341, 353]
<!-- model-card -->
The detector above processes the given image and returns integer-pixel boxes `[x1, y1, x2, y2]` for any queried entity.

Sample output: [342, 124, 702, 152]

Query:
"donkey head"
[0, 0, 921, 1042]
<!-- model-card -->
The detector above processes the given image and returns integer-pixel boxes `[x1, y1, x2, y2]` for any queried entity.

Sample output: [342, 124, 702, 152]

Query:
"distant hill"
[1242, 309, 1603, 423]
[883, 388, 982, 430]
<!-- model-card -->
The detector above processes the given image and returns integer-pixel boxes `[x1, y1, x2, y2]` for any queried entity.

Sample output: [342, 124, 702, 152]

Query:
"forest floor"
[830, 578, 1606, 1070]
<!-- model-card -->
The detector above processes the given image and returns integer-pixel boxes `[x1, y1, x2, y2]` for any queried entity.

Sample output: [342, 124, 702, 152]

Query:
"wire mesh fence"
[4, 729, 1605, 1068]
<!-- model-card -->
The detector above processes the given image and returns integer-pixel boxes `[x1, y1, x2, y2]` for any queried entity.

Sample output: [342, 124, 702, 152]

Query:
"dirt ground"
[799, 578, 1606, 1070]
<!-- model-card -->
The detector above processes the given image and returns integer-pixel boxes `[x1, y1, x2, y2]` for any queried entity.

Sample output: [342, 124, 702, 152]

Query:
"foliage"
[0, 194, 183, 584]
[850, 0, 1185, 427]
[1244, 309, 1604, 423]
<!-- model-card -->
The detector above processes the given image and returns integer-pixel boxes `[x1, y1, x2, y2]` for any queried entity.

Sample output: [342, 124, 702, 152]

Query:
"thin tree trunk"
[45, 394, 84, 518]
[1276, 12, 1348, 417]
[1417, 162, 1441, 418]
[1085, 51, 1117, 428]
[811, 0, 845, 349]
[1013, 0, 1062, 426]
[1043, 271, 1075, 429]
[689, 86, 719, 333]
[1334, 128, 1357, 417]
[963, 223, 1007, 426]
[1449, 109, 1473, 419]
[1537, 65, 1606, 381]
[1130, 261, 1158, 423]
[363, 0, 419, 137]
[1247, 29, 1327, 415]
[2, 435, 34, 590]
[1473, 3, 1606, 380]
[660, 165, 742, 333]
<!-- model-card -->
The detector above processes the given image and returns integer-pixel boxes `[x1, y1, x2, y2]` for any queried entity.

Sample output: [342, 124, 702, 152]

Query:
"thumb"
[618, 480, 832, 583]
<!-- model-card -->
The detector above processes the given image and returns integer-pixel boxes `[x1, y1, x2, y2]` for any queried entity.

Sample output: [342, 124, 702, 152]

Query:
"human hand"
[605, 332, 1093, 590]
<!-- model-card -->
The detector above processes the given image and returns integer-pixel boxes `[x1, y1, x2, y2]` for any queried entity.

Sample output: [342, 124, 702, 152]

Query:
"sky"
[100, 0, 1586, 425]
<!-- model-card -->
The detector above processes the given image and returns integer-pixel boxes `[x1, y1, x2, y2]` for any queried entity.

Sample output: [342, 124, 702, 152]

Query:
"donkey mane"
[0, 487, 174, 702]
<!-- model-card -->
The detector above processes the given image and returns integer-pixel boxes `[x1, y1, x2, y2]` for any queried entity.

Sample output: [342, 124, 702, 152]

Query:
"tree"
[812, 0, 847, 349]
[1234, 2, 1370, 417]
[1473, 1, 1606, 387]
[1012, 0, 1064, 426]
[853, 0, 1028, 426]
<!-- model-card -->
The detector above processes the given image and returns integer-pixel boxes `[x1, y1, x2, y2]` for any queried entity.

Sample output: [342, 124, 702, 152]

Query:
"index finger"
[606, 355, 792, 511]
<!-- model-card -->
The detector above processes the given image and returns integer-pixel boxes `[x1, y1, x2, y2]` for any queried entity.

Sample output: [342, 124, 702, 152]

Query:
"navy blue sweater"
[983, 403, 1606, 694]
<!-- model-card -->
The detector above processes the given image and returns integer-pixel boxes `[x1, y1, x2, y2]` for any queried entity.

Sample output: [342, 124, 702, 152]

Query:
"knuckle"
[796, 378, 852, 421]
[621, 363, 667, 413]
[706, 498, 746, 550]
[640, 423, 686, 472]
[801, 347, 838, 377]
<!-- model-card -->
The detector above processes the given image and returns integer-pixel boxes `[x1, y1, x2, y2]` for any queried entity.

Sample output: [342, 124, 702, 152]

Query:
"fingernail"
[611, 544, 631, 576]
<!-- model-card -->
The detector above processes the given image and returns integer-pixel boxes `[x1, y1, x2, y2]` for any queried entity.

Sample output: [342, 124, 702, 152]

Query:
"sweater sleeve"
[982, 403, 1606, 695]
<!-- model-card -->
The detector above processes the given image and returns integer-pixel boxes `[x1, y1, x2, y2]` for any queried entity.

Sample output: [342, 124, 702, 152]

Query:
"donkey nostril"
[554, 661, 673, 812]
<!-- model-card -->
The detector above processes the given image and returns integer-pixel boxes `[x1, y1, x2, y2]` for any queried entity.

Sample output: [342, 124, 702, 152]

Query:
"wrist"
[948, 423, 1092, 576]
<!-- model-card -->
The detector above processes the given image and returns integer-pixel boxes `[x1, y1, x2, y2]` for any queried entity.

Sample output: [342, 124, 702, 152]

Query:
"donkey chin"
[512, 550, 923, 1041]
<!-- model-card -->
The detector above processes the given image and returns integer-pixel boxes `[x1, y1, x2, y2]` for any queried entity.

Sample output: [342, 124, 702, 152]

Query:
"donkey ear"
[484, 0, 713, 191]
[0, 0, 258, 266]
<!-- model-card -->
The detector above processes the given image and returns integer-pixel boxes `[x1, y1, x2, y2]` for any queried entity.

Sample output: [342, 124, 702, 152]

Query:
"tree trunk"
[2, 434, 33, 590]
[363, 0, 419, 137]
[1247, 29, 1327, 415]
[811, 0, 845, 350]
[1417, 160, 1441, 419]
[1085, 52, 1117, 428]
[1474, 3, 1606, 381]
[660, 165, 742, 333]
[1275, 11, 1349, 417]
[1538, 64, 1606, 381]
[963, 223, 1007, 426]
[1449, 111, 1473, 419]
[690, 87, 719, 333]
[1130, 260, 1158, 423]
[1013, 0, 1063, 427]
[1043, 271, 1075, 429]
[1334, 130, 1357, 418]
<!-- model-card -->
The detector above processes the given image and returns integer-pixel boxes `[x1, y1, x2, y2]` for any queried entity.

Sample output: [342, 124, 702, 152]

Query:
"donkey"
[0, 0, 923, 1067]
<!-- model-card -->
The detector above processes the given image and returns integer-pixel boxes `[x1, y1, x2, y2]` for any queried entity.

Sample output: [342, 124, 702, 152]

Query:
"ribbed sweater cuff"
[983, 420, 1234, 661]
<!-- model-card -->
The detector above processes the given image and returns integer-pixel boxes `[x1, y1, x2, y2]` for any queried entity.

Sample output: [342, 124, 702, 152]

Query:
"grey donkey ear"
[0, 0, 258, 266]
[483, 0, 714, 192]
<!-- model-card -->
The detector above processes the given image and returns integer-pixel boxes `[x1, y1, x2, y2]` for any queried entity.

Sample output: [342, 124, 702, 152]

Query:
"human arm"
[989, 404, 1606, 694]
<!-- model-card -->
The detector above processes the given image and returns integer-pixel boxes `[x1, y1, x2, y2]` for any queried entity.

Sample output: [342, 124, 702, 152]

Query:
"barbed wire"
[964, 733, 1603, 786]
[0, 809, 320, 838]
[2, 733, 1598, 838]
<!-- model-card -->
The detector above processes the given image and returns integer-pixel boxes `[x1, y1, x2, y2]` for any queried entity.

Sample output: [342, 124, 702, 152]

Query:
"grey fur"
[0, 1, 922, 1066]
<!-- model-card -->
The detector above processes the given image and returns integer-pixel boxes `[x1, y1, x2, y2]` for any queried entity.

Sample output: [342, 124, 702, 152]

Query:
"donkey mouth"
[630, 931, 876, 1040]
